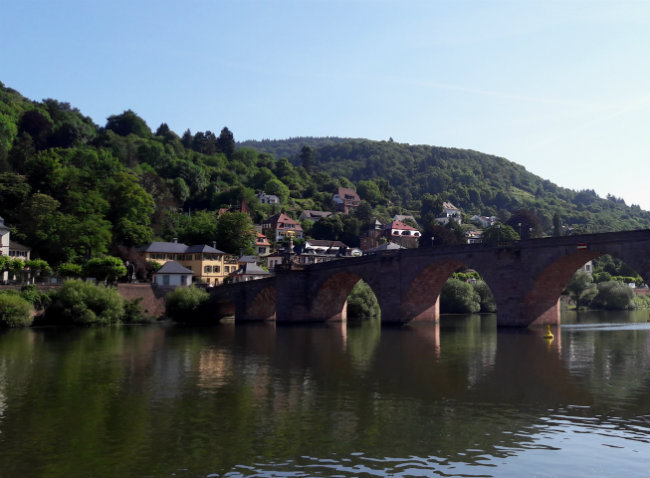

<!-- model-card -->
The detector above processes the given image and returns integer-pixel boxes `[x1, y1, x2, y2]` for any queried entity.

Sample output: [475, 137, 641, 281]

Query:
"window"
[204, 266, 212, 273]
[162, 275, 170, 286]
[181, 275, 187, 285]
[214, 266, 221, 273]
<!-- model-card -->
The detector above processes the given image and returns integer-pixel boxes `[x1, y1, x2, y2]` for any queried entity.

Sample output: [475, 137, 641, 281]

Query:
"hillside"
[242, 138, 650, 232]
[1, 81, 649, 268]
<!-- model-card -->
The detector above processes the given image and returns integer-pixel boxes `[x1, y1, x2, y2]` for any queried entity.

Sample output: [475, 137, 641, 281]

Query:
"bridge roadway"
[208, 229, 650, 327]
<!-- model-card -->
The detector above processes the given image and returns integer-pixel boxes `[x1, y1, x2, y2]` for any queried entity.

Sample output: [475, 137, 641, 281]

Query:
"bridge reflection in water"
[209, 230, 650, 327]
[1, 312, 647, 476]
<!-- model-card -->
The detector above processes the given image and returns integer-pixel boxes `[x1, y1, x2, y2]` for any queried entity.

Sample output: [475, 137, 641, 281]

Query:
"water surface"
[0, 310, 648, 477]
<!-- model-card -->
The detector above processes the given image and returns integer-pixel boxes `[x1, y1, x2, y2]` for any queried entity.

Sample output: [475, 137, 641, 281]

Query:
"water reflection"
[0, 312, 647, 477]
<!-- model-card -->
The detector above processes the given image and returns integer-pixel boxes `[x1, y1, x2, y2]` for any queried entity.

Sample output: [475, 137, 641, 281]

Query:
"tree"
[165, 286, 210, 323]
[0, 293, 33, 327]
[347, 280, 380, 322]
[17, 109, 52, 150]
[481, 224, 519, 246]
[57, 262, 83, 278]
[216, 127, 235, 160]
[357, 180, 384, 205]
[506, 209, 543, 239]
[83, 256, 127, 284]
[564, 271, 596, 308]
[441, 278, 481, 313]
[263, 178, 289, 204]
[300, 145, 314, 172]
[591, 281, 635, 310]
[45, 279, 125, 325]
[105, 110, 151, 137]
[216, 211, 255, 254]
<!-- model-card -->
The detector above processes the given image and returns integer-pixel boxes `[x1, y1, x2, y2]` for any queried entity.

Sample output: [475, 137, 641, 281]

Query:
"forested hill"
[1, 81, 649, 267]
[241, 137, 650, 231]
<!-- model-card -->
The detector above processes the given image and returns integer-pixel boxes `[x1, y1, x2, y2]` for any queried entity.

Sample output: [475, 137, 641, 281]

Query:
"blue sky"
[2, 0, 649, 210]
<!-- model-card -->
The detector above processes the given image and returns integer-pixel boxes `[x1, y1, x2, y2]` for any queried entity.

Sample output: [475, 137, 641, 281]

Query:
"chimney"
[173, 238, 178, 243]
[213, 241, 217, 249]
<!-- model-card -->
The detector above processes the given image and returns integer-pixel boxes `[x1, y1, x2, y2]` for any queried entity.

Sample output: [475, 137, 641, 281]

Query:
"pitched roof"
[156, 261, 194, 275]
[9, 240, 30, 251]
[384, 220, 418, 231]
[185, 244, 225, 254]
[231, 262, 272, 276]
[443, 201, 459, 211]
[137, 242, 225, 254]
[364, 242, 406, 253]
[306, 240, 349, 249]
[137, 241, 189, 253]
[336, 187, 360, 201]
[238, 255, 259, 263]
[300, 210, 333, 219]
[263, 213, 303, 231]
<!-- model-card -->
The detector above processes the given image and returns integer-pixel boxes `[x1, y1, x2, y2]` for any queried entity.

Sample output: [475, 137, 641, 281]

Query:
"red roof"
[263, 213, 303, 231]
[385, 220, 418, 231]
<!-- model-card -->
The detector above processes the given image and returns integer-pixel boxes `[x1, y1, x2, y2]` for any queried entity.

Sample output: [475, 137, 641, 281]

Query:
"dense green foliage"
[44, 279, 126, 325]
[347, 280, 380, 322]
[2, 81, 649, 277]
[165, 286, 211, 323]
[0, 293, 33, 327]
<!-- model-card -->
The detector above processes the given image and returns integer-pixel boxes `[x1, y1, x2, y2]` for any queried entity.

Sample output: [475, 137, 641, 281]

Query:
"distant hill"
[239, 136, 361, 159]
[241, 137, 650, 232]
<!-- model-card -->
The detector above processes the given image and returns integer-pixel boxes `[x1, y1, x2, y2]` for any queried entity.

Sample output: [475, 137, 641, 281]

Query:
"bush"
[473, 280, 497, 313]
[0, 293, 34, 327]
[45, 279, 125, 325]
[441, 278, 481, 313]
[165, 286, 210, 323]
[20, 284, 51, 310]
[122, 297, 151, 323]
[347, 280, 380, 322]
[590, 281, 635, 310]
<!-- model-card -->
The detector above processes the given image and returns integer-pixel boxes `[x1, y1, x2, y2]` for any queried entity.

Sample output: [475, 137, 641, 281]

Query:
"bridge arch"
[401, 259, 464, 323]
[244, 285, 276, 321]
[309, 271, 379, 322]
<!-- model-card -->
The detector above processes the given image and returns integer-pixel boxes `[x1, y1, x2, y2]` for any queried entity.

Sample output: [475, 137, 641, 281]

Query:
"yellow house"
[137, 241, 237, 286]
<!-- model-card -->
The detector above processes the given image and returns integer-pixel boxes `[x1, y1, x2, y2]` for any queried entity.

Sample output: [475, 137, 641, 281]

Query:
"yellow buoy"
[543, 324, 554, 340]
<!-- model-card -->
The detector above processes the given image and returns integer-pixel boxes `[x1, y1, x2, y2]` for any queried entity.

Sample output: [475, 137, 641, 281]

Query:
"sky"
[2, 0, 649, 210]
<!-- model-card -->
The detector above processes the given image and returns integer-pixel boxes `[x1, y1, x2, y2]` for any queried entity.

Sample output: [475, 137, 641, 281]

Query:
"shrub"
[347, 280, 380, 322]
[441, 278, 481, 313]
[473, 280, 497, 313]
[590, 281, 635, 310]
[0, 293, 34, 327]
[57, 262, 83, 278]
[20, 284, 51, 310]
[46, 279, 124, 325]
[165, 286, 210, 323]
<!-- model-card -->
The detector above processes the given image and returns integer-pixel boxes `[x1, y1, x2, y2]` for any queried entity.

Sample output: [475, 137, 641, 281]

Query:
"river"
[0, 310, 648, 477]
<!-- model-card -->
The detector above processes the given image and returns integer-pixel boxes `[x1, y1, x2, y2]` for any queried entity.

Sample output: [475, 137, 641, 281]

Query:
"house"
[304, 239, 349, 255]
[436, 202, 462, 225]
[383, 220, 421, 248]
[253, 232, 271, 256]
[0, 216, 32, 283]
[261, 213, 304, 243]
[256, 192, 279, 205]
[579, 261, 593, 275]
[137, 241, 236, 286]
[393, 214, 418, 227]
[153, 261, 194, 287]
[466, 230, 484, 244]
[333, 187, 361, 213]
[471, 215, 496, 227]
[230, 262, 273, 283]
[299, 210, 334, 222]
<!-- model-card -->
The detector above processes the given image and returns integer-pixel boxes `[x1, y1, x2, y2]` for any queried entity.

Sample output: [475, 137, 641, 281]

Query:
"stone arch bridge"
[208, 230, 650, 327]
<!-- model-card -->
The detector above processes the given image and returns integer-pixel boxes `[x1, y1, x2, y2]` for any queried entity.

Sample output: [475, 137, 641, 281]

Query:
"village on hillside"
[1, 186, 502, 288]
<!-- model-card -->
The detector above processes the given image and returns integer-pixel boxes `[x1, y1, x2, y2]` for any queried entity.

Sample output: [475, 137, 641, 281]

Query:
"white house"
[256, 192, 279, 205]
[153, 261, 194, 287]
[0, 216, 32, 283]
[436, 202, 462, 225]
